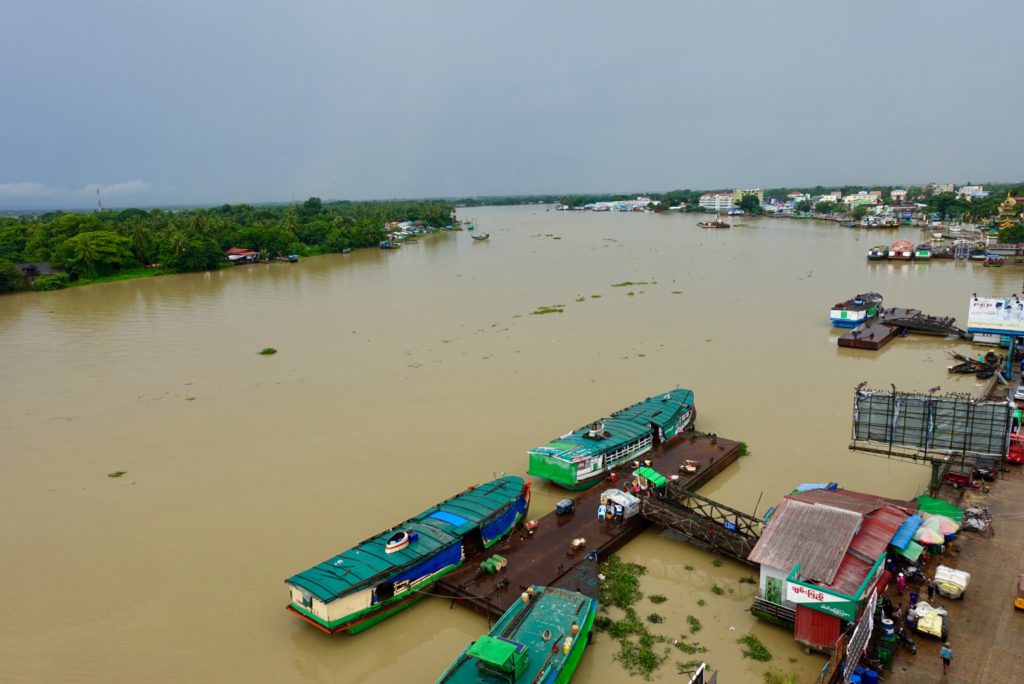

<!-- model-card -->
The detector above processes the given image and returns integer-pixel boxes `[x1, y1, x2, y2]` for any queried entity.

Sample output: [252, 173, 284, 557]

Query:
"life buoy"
[385, 531, 410, 553]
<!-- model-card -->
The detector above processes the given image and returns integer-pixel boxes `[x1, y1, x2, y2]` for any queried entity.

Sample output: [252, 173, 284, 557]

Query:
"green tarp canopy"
[895, 540, 925, 562]
[633, 467, 667, 487]
[915, 496, 963, 523]
[467, 636, 518, 671]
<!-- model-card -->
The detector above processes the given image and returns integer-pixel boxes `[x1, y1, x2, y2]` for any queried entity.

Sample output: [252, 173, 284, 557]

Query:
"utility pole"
[96, 187, 103, 213]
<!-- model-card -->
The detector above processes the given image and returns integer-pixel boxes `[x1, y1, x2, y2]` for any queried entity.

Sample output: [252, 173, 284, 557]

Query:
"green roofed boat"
[528, 389, 695, 490]
[436, 560, 598, 684]
[285, 476, 530, 634]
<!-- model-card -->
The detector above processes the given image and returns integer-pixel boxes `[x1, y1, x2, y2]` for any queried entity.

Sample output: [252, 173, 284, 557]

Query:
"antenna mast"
[96, 187, 103, 213]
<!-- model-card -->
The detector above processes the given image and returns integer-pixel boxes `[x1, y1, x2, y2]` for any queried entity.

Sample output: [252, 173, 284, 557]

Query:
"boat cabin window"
[375, 581, 395, 602]
[300, 591, 313, 608]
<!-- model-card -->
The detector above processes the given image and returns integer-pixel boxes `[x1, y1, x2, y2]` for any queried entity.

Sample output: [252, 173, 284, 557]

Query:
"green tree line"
[0, 198, 455, 293]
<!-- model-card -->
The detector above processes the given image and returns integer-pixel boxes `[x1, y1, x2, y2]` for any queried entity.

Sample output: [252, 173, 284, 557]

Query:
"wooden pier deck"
[435, 433, 741, 620]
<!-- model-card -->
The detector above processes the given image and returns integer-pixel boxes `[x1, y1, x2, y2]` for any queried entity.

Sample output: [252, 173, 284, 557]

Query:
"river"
[0, 207, 1012, 683]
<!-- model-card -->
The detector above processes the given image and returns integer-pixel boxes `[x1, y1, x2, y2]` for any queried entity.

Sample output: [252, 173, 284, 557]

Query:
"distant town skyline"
[2, 0, 1021, 210]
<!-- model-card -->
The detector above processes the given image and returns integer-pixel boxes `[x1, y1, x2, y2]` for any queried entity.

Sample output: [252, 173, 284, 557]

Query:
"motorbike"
[896, 622, 918, 654]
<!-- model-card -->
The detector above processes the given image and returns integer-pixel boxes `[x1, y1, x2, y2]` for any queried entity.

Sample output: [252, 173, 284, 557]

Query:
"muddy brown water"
[0, 207, 1013, 682]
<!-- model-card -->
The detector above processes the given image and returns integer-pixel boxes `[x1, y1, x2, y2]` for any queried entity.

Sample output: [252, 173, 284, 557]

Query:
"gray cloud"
[1, 0, 1020, 209]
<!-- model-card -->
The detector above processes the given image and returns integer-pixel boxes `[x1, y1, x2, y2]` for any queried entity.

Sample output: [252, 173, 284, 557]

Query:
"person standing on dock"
[927, 576, 936, 601]
[896, 572, 906, 594]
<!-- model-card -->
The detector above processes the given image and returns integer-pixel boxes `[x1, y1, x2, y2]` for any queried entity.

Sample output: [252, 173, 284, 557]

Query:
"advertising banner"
[967, 296, 1024, 335]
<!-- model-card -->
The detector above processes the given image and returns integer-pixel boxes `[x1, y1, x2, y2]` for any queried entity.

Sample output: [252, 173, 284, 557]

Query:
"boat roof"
[286, 476, 524, 601]
[528, 389, 694, 463]
[438, 585, 596, 683]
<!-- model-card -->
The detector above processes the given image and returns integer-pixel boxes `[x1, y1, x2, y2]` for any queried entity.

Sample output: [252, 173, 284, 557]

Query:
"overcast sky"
[1, 0, 1020, 209]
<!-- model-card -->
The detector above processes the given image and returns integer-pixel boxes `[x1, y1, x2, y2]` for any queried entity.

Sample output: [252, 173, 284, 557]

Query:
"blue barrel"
[863, 670, 879, 684]
[881, 618, 895, 638]
[850, 675, 861, 684]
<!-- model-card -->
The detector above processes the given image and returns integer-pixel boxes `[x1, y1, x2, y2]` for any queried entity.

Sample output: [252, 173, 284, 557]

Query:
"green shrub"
[31, 273, 70, 291]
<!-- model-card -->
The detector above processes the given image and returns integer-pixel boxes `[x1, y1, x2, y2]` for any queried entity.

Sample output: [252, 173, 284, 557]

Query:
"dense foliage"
[0, 198, 455, 290]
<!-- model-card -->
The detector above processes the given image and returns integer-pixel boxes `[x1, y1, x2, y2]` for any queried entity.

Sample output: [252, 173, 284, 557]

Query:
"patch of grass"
[611, 281, 651, 287]
[740, 577, 757, 584]
[738, 634, 773, 662]
[712, 558, 723, 567]
[530, 305, 565, 315]
[108, 470, 127, 478]
[687, 615, 702, 634]
[647, 613, 664, 624]
[710, 584, 725, 595]
[259, 347, 278, 355]
[696, 598, 706, 606]
[738, 441, 750, 456]
[648, 594, 667, 604]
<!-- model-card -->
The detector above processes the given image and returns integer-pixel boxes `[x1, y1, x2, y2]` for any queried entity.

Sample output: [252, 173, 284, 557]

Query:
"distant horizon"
[3, 177, 1022, 215]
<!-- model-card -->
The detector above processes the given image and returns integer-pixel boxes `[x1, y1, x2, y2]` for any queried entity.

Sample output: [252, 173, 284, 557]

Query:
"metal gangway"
[640, 483, 762, 565]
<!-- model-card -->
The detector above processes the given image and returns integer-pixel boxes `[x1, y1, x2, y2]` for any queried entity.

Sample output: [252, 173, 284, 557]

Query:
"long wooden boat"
[436, 562, 598, 684]
[527, 389, 695, 490]
[914, 244, 932, 260]
[867, 245, 889, 260]
[888, 240, 913, 260]
[830, 292, 883, 328]
[285, 476, 530, 634]
[471, 233, 490, 241]
[697, 216, 730, 228]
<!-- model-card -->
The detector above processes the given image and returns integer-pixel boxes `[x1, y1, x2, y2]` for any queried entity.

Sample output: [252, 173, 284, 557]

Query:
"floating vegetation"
[712, 558, 723, 568]
[696, 598, 706, 607]
[552, 236, 562, 240]
[647, 613, 664, 624]
[596, 556, 672, 680]
[687, 615, 702, 634]
[738, 634, 773, 662]
[590, 294, 602, 298]
[740, 577, 757, 585]
[710, 584, 725, 595]
[677, 660, 705, 674]
[600, 555, 645, 609]
[530, 305, 565, 315]
[259, 347, 278, 355]
[185, 396, 196, 401]
[637, 353, 646, 358]
[616, 634, 669, 681]
[738, 441, 750, 457]
[108, 470, 127, 478]
[575, 296, 585, 302]
[627, 291, 636, 297]
[611, 281, 651, 287]
[649, 594, 667, 604]
[671, 291, 683, 294]
[684, 564, 694, 571]
[764, 671, 798, 684]
[788, 657, 798, 664]
[674, 638, 707, 655]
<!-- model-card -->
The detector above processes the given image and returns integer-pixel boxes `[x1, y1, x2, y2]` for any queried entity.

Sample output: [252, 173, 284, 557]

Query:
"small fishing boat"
[984, 254, 1005, 267]
[830, 292, 883, 328]
[341, 248, 352, 254]
[285, 476, 531, 634]
[697, 215, 730, 228]
[528, 389, 695, 490]
[888, 240, 913, 260]
[436, 563, 598, 684]
[466, 222, 475, 231]
[914, 244, 932, 261]
[379, 240, 400, 250]
[471, 233, 490, 241]
[867, 245, 889, 260]
[841, 221, 857, 228]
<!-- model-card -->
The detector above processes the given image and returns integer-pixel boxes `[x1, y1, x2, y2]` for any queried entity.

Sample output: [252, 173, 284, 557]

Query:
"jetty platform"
[435, 433, 741, 620]
[838, 307, 965, 351]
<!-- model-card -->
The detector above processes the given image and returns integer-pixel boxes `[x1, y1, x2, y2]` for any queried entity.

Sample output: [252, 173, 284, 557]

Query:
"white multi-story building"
[733, 188, 764, 204]
[814, 194, 839, 204]
[931, 183, 955, 193]
[890, 189, 908, 202]
[699, 193, 734, 212]
[842, 192, 879, 207]
[957, 185, 985, 198]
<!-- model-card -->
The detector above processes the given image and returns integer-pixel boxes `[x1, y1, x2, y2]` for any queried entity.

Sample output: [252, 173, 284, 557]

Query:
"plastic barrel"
[863, 670, 879, 684]
[850, 675, 861, 684]
[881, 618, 895, 638]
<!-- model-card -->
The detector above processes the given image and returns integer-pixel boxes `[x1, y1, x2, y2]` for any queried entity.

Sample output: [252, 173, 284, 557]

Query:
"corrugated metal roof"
[747, 499, 860, 583]
[849, 505, 907, 560]
[788, 488, 916, 516]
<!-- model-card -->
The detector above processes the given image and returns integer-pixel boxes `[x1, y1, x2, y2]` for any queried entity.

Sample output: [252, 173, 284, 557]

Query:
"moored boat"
[285, 476, 530, 634]
[528, 389, 695, 490]
[984, 254, 1005, 267]
[435, 580, 597, 684]
[697, 215, 730, 228]
[888, 240, 913, 260]
[830, 292, 883, 328]
[867, 245, 889, 261]
[841, 221, 857, 228]
[914, 244, 932, 261]
[970, 242, 988, 261]
[471, 233, 490, 241]
[379, 239, 400, 249]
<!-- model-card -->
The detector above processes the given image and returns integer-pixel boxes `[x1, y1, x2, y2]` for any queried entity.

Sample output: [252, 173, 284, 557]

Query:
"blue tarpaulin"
[890, 514, 923, 550]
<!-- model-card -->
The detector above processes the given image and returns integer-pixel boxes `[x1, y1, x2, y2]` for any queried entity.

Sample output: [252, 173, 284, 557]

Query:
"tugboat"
[435, 565, 598, 684]
[867, 245, 889, 260]
[285, 476, 530, 634]
[830, 292, 883, 328]
[528, 389, 695, 490]
[696, 215, 730, 228]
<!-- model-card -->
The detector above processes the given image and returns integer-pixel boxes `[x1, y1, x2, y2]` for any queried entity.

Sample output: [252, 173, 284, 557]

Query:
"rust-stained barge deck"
[435, 433, 741, 620]
[838, 307, 965, 350]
